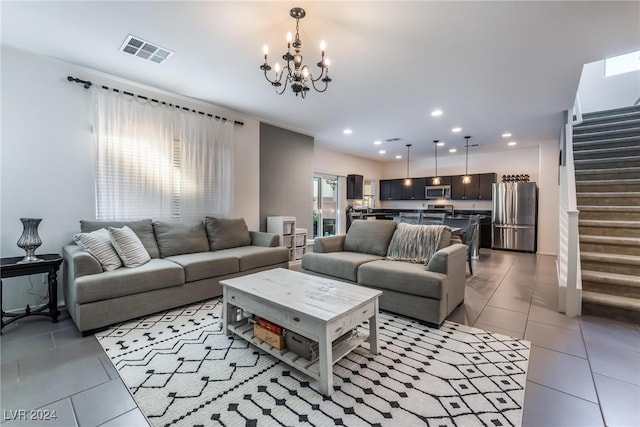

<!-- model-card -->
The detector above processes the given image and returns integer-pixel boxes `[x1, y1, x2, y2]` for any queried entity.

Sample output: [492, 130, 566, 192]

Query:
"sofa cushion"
[80, 219, 160, 259]
[74, 259, 184, 304]
[109, 226, 151, 268]
[153, 220, 210, 258]
[357, 259, 446, 299]
[386, 223, 447, 264]
[343, 220, 397, 256]
[205, 217, 251, 251]
[73, 228, 123, 272]
[164, 252, 239, 282]
[218, 246, 290, 272]
[302, 251, 382, 282]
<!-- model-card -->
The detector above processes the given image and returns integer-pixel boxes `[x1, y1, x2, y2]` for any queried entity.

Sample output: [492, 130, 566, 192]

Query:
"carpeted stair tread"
[573, 146, 640, 156]
[577, 205, 640, 213]
[582, 291, 640, 312]
[581, 105, 640, 120]
[582, 269, 640, 288]
[577, 192, 640, 198]
[582, 251, 640, 262]
[576, 178, 640, 185]
[575, 167, 640, 174]
[573, 135, 640, 150]
[572, 127, 640, 142]
[574, 118, 640, 134]
[574, 155, 640, 166]
[579, 220, 640, 229]
[580, 234, 640, 246]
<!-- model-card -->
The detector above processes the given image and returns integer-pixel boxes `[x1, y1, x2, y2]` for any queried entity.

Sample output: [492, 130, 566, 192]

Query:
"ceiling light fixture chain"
[462, 135, 472, 184]
[260, 7, 332, 98]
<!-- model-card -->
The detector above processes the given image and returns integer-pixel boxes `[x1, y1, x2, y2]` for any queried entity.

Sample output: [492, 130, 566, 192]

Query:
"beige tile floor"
[1, 249, 638, 426]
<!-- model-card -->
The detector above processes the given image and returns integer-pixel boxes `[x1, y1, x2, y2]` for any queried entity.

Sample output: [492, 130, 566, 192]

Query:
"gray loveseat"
[62, 217, 289, 333]
[301, 220, 467, 326]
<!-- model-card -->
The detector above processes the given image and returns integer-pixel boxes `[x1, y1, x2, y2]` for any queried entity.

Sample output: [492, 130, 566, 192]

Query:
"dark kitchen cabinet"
[380, 179, 403, 200]
[451, 175, 478, 200]
[478, 173, 497, 200]
[451, 173, 496, 200]
[347, 174, 363, 199]
[426, 175, 452, 186]
[401, 177, 427, 200]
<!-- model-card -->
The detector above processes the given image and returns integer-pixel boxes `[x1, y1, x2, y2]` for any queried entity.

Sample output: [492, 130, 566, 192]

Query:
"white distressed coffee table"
[221, 268, 382, 396]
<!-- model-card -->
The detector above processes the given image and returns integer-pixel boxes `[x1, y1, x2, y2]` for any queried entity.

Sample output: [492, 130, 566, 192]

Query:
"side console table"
[1, 254, 63, 330]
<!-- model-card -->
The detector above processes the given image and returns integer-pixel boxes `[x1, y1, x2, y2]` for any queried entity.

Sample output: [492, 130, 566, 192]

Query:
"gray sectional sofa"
[302, 220, 467, 326]
[62, 218, 289, 333]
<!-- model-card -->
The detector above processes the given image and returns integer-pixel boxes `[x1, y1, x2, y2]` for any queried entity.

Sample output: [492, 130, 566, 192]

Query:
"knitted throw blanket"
[386, 223, 446, 264]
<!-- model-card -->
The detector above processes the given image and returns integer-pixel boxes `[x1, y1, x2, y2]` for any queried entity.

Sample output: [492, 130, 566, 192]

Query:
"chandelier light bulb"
[320, 40, 326, 52]
[287, 32, 293, 43]
[325, 58, 331, 67]
[263, 45, 269, 56]
[302, 67, 309, 78]
[274, 63, 281, 73]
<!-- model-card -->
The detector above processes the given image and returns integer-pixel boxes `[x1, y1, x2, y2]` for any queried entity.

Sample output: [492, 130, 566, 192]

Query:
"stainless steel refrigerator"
[492, 182, 537, 252]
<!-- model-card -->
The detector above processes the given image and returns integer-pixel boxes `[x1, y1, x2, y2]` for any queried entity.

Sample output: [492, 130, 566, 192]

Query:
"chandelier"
[260, 7, 332, 98]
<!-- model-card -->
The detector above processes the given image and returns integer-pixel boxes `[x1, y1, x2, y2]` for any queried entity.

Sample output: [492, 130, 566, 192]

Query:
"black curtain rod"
[67, 76, 244, 126]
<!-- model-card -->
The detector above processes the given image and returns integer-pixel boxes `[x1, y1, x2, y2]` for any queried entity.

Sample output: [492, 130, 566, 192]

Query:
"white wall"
[0, 45, 260, 311]
[578, 59, 640, 113]
[537, 141, 560, 255]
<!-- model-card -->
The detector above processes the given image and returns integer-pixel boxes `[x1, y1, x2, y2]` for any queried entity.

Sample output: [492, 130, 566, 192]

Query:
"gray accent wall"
[259, 123, 314, 236]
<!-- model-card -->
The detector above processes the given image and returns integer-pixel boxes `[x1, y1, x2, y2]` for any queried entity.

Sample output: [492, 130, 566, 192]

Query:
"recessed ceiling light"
[379, 150, 386, 154]
[449, 148, 457, 153]
[508, 141, 517, 146]
[431, 109, 443, 117]
[437, 141, 445, 146]
[502, 132, 512, 138]
[343, 129, 353, 135]
[374, 140, 382, 145]
[451, 127, 462, 133]
[395, 155, 402, 159]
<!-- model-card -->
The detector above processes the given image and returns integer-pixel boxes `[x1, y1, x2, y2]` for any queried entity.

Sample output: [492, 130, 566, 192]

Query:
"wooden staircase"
[573, 105, 640, 324]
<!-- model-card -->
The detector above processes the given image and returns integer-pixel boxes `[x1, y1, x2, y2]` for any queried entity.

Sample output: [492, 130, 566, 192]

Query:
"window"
[313, 174, 339, 238]
[604, 50, 640, 77]
[92, 90, 234, 221]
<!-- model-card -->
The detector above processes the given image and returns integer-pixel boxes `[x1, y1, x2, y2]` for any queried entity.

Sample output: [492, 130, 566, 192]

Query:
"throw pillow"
[109, 226, 151, 268]
[386, 223, 446, 264]
[73, 228, 123, 272]
[80, 219, 160, 259]
[344, 220, 397, 256]
[152, 220, 210, 258]
[205, 217, 251, 251]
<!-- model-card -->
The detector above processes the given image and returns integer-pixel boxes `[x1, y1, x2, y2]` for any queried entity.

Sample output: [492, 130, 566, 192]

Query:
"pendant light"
[432, 140, 441, 185]
[462, 135, 472, 184]
[403, 144, 413, 187]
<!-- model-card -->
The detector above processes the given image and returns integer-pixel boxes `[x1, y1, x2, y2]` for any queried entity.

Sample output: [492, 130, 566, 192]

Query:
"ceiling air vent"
[120, 34, 173, 64]
[385, 137, 403, 142]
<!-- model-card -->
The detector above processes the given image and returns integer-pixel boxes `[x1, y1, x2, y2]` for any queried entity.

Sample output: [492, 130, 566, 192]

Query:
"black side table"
[1, 254, 63, 330]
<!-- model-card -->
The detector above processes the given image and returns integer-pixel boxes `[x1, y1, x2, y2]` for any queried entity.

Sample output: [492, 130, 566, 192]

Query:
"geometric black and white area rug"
[96, 299, 530, 427]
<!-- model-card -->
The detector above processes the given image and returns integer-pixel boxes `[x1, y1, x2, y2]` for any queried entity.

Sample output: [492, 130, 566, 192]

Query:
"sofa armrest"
[250, 231, 280, 247]
[312, 235, 346, 253]
[425, 243, 466, 274]
[63, 244, 103, 278]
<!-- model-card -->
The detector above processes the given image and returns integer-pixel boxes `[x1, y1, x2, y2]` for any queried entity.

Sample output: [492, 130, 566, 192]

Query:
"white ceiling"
[2, 1, 638, 161]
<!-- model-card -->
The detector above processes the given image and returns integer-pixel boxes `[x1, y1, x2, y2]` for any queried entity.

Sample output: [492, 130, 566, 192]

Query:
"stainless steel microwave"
[425, 185, 451, 199]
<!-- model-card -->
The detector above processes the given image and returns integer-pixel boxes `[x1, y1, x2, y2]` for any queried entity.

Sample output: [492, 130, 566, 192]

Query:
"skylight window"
[604, 50, 640, 77]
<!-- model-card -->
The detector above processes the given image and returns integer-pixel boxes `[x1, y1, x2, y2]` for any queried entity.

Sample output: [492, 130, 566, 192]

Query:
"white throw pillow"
[109, 226, 151, 268]
[74, 228, 123, 272]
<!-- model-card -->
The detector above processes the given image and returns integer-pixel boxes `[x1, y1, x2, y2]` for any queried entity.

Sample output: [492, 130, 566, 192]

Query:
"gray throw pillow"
[386, 223, 446, 264]
[152, 220, 210, 258]
[108, 226, 151, 268]
[344, 220, 397, 256]
[73, 228, 123, 272]
[80, 219, 160, 259]
[205, 217, 251, 251]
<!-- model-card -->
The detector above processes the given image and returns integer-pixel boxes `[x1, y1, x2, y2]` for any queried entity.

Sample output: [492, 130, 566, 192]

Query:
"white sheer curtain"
[178, 111, 234, 221]
[92, 90, 234, 221]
